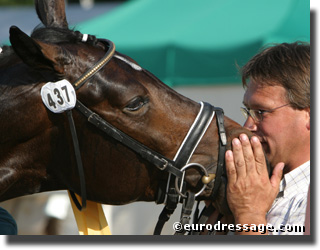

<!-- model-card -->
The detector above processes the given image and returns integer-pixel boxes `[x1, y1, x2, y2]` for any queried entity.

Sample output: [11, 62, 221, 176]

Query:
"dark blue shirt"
[0, 207, 17, 235]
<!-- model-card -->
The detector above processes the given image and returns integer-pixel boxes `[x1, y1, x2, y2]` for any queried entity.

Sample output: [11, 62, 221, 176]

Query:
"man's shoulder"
[284, 161, 310, 193]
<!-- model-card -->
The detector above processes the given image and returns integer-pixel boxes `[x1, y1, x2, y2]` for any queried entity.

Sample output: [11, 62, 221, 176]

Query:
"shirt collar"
[277, 161, 310, 198]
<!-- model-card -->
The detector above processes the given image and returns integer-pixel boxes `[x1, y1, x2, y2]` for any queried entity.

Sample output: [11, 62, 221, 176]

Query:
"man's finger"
[239, 134, 256, 175]
[232, 138, 247, 178]
[270, 162, 284, 189]
[251, 136, 268, 175]
[225, 150, 237, 185]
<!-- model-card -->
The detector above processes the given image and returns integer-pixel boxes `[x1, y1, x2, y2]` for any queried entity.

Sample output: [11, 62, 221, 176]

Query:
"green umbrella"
[77, 0, 310, 86]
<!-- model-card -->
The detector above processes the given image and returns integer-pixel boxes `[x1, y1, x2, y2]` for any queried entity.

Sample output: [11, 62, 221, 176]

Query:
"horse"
[0, 0, 253, 234]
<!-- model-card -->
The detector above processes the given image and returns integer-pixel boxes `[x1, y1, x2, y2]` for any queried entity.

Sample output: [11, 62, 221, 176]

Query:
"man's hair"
[241, 41, 310, 109]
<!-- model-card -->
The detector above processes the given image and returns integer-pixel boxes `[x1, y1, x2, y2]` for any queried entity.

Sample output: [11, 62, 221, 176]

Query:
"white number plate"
[41, 79, 76, 113]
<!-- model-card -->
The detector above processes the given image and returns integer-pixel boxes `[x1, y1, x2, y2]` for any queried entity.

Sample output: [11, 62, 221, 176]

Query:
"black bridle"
[64, 39, 227, 234]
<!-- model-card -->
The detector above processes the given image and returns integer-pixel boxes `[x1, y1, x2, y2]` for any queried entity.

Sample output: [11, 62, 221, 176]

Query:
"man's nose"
[243, 116, 258, 131]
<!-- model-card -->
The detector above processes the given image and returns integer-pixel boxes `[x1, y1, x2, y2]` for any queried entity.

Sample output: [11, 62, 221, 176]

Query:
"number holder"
[41, 79, 76, 113]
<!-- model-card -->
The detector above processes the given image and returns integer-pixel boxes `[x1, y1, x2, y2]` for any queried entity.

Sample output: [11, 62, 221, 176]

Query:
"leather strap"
[174, 192, 196, 235]
[75, 100, 183, 179]
[153, 188, 179, 235]
[210, 108, 227, 200]
[73, 39, 115, 90]
[173, 103, 215, 169]
[208, 213, 224, 235]
[190, 203, 216, 235]
[66, 110, 87, 211]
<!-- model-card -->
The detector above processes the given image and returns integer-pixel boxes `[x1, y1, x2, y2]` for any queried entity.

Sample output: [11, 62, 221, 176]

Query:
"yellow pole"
[68, 192, 112, 235]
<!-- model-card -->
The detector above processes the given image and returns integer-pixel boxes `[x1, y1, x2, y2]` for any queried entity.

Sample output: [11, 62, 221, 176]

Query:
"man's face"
[242, 80, 310, 172]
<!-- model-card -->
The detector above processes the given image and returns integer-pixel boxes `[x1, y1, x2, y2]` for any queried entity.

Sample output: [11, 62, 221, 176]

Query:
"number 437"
[41, 79, 76, 113]
[47, 86, 71, 109]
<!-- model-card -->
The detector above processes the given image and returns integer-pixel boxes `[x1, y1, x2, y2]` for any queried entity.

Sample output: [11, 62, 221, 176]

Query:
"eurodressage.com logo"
[172, 221, 305, 234]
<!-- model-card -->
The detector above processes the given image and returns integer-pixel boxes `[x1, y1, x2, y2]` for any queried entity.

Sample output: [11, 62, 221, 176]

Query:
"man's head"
[241, 42, 310, 173]
[242, 42, 310, 109]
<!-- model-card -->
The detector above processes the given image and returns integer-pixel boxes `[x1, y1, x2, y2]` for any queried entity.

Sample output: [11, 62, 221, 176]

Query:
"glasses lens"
[240, 107, 249, 119]
[251, 110, 262, 122]
[240, 107, 260, 122]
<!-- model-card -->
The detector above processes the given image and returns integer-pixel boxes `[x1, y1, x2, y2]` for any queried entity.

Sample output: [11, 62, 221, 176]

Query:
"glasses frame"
[241, 104, 290, 122]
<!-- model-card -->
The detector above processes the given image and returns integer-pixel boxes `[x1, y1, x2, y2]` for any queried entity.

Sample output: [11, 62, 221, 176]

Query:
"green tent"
[77, 0, 310, 86]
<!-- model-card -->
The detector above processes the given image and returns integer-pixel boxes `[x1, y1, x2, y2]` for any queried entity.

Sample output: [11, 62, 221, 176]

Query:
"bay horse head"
[0, 0, 255, 231]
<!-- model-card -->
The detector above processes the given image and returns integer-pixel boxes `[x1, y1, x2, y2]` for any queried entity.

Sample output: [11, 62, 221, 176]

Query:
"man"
[225, 42, 310, 235]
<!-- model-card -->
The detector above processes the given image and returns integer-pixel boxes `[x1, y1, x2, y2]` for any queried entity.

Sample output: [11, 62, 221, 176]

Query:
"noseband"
[57, 39, 227, 234]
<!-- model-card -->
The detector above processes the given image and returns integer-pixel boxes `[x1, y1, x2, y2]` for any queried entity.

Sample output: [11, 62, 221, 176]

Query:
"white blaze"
[114, 54, 142, 71]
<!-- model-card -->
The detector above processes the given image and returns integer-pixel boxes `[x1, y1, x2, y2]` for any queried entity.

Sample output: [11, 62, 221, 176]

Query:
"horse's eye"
[125, 97, 148, 112]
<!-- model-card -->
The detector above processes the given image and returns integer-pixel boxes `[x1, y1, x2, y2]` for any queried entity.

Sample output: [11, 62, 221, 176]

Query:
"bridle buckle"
[158, 159, 168, 171]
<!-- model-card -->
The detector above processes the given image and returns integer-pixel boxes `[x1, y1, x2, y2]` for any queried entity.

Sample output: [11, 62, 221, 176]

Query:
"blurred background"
[0, 0, 310, 235]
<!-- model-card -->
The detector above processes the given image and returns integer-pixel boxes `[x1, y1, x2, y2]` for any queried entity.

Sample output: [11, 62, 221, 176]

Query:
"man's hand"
[225, 134, 284, 234]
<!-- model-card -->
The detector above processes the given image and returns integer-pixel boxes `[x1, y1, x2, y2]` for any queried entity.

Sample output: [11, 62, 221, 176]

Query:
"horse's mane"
[30, 26, 98, 45]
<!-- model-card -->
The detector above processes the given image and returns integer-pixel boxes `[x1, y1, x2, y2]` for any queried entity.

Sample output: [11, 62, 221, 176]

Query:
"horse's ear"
[10, 26, 64, 74]
[35, 0, 68, 28]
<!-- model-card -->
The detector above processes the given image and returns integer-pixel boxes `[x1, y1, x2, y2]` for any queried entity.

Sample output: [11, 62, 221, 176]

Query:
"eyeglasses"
[240, 104, 290, 122]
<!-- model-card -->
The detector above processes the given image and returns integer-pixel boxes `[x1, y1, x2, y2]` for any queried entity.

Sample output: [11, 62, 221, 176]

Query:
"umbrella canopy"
[77, 0, 310, 86]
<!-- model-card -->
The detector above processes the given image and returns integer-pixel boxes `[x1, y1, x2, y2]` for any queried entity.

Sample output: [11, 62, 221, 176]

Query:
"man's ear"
[9, 26, 64, 74]
[306, 107, 310, 130]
